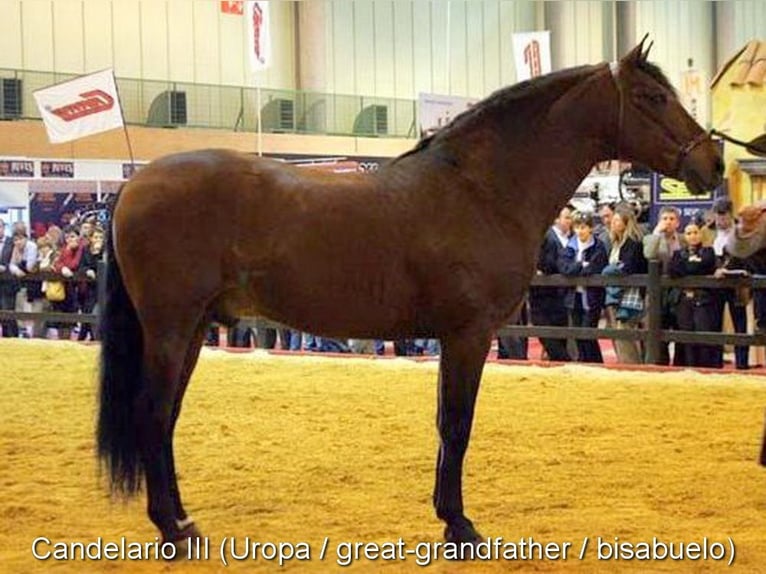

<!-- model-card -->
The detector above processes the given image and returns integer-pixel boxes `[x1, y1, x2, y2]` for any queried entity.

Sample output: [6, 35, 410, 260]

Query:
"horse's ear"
[642, 40, 654, 61]
[623, 33, 650, 65]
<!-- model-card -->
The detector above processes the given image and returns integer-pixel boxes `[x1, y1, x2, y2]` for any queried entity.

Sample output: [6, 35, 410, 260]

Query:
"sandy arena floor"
[2, 339, 766, 573]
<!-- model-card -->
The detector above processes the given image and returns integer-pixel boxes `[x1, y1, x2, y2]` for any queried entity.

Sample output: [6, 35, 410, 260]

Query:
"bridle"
[608, 61, 712, 176]
[673, 131, 712, 175]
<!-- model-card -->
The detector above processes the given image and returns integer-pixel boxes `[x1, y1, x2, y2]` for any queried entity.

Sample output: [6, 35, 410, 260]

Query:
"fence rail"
[2, 260, 765, 363]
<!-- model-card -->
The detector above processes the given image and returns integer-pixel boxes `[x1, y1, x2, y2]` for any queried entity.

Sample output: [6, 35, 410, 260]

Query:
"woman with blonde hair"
[602, 203, 648, 364]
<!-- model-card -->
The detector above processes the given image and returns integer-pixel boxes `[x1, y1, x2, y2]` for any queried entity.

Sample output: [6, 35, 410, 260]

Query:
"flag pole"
[111, 71, 135, 169]
[256, 83, 263, 156]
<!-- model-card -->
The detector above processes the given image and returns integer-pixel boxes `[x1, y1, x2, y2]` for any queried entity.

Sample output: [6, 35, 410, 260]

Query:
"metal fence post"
[644, 259, 663, 365]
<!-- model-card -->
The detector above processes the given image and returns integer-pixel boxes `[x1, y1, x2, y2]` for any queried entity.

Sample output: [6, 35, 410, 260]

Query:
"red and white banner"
[33, 69, 124, 144]
[220, 1, 244, 15]
[245, 1, 271, 72]
[512, 31, 552, 82]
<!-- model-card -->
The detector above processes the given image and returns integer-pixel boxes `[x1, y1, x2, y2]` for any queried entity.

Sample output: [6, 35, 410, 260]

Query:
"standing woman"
[602, 203, 647, 364]
[77, 226, 105, 341]
[668, 222, 721, 368]
[52, 226, 83, 340]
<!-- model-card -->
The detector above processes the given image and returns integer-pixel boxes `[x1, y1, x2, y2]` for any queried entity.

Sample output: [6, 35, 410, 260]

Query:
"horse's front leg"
[433, 333, 492, 543]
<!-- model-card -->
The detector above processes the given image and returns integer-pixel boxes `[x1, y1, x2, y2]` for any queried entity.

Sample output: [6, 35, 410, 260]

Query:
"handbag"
[44, 281, 66, 302]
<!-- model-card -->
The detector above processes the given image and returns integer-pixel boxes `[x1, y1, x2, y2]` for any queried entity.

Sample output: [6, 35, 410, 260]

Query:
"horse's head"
[614, 38, 723, 194]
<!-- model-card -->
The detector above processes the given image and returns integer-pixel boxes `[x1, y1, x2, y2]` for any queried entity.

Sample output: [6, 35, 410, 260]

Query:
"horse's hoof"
[444, 518, 483, 545]
[163, 522, 203, 560]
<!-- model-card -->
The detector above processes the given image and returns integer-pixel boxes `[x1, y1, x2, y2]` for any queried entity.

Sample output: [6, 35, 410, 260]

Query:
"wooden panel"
[329, 2, 355, 95]
[353, 1, 374, 95]
[482, 0, 500, 93]
[52, 0, 85, 73]
[411, 1, 432, 95]
[392, 0, 414, 98]
[218, 0, 245, 86]
[21, 1, 54, 71]
[429, 2, 448, 94]
[0, 0, 23, 69]
[166, 1, 194, 82]
[373, 1, 395, 97]
[83, 0, 113, 72]
[190, 2, 219, 85]
[447, 0, 467, 96]
[112, 1, 141, 77]
[465, 2, 484, 97]
[0, 119, 413, 161]
[732, 1, 766, 49]
[140, 1, 168, 79]
[265, 2, 296, 90]
[498, 1, 515, 86]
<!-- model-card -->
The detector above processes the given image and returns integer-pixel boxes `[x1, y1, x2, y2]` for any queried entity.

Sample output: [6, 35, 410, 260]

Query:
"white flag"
[512, 31, 552, 82]
[33, 69, 124, 144]
[246, 1, 271, 72]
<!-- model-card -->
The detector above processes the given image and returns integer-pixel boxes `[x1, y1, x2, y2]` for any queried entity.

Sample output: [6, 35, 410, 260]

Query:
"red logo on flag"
[220, 1, 243, 15]
[49, 90, 115, 122]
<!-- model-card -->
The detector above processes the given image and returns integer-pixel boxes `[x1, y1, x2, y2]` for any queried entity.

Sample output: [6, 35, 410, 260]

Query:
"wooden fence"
[1, 260, 765, 365]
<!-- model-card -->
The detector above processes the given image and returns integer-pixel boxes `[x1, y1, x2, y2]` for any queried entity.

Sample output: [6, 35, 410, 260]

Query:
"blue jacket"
[559, 235, 608, 310]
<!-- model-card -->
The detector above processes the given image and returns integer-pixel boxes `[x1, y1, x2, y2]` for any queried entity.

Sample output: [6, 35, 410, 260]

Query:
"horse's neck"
[386, 65, 617, 243]
[504, 66, 615, 189]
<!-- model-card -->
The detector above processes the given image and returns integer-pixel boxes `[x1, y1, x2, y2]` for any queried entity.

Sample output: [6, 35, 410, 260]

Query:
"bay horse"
[97, 38, 723, 549]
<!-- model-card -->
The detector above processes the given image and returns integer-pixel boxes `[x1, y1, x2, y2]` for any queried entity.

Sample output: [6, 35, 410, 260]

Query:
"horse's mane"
[635, 58, 676, 95]
[392, 64, 598, 163]
[393, 58, 676, 164]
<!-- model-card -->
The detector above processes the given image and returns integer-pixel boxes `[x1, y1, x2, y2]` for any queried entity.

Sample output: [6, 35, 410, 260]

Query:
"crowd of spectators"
[0, 216, 103, 341]
[510, 197, 760, 369]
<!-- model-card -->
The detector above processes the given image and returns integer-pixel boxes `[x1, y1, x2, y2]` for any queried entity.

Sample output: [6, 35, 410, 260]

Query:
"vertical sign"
[513, 31, 552, 82]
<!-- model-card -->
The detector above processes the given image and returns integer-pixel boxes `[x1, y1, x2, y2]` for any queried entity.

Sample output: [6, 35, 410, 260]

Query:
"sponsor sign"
[0, 160, 34, 178]
[41, 161, 75, 178]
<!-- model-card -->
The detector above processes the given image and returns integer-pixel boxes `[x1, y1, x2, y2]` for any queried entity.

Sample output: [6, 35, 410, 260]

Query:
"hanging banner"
[41, 161, 75, 178]
[33, 69, 124, 144]
[512, 31, 552, 82]
[0, 159, 34, 178]
[417, 94, 479, 138]
[245, 1, 271, 72]
[680, 65, 704, 122]
[122, 162, 147, 180]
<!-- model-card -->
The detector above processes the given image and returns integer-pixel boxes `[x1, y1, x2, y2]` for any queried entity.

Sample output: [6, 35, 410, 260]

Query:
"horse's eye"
[649, 93, 667, 105]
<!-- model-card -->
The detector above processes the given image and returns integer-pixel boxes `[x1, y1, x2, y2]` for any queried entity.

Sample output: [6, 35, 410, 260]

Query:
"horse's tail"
[97, 220, 144, 496]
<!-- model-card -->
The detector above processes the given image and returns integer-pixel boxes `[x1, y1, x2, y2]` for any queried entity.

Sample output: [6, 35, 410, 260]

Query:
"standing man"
[643, 206, 684, 365]
[595, 202, 615, 252]
[528, 205, 573, 362]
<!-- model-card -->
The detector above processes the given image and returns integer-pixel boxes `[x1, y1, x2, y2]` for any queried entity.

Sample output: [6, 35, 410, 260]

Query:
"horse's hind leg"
[165, 323, 209, 541]
[433, 333, 492, 544]
[137, 315, 206, 548]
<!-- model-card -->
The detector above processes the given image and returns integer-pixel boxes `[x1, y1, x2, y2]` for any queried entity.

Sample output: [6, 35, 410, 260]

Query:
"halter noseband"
[673, 130, 711, 175]
[609, 61, 711, 177]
